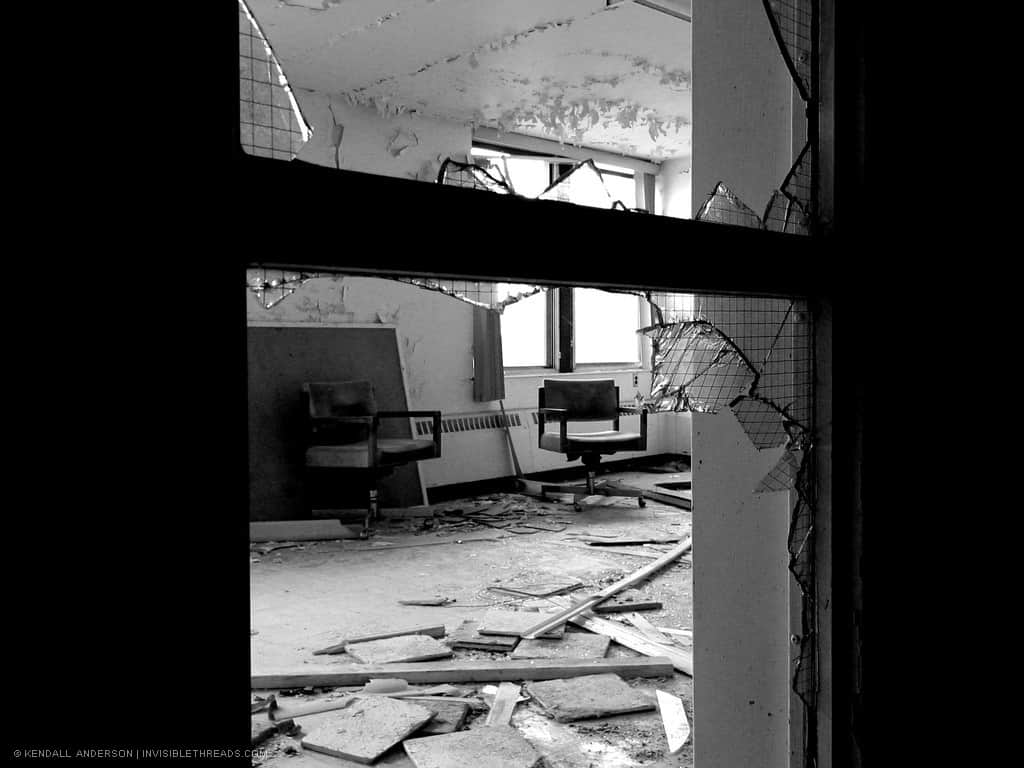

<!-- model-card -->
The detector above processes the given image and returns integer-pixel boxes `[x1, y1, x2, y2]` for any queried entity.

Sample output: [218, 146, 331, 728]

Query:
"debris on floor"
[301, 697, 436, 763]
[510, 632, 611, 660]
[314, 624, 447, 655]
[445, 620, 519, 652]
[403, 725, 543, 768]
[526, 674, 656, 722]
[655, 690, 691, 754]
[478, 608, 567, 639]
[399, 597, 457, 606]
[251, 472, 695, 766]
[345, 635, 454, 665]
[484, 681, 522, 726]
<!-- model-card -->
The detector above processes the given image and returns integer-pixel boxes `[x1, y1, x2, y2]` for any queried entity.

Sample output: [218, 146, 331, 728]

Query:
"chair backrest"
[540, 379, 618, 421]
[303, 380, 378, 419]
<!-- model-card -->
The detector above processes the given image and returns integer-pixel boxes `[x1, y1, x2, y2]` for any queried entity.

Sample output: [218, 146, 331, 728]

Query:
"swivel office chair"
[302, 380, 441, 537]
[536, 378, 647, 511]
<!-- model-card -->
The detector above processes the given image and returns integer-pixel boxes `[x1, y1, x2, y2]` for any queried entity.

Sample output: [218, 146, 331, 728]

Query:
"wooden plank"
[546, 598, 692, 676]
[656, 690, 691, 754]
[655, 627, 693, 637]
[252, 656, 675, 689]
[484, 682, 521, 726]
[593, 599, 663, 614]
[268, 687, 465, 721]
[521, 536, 692, 639]
[623, 613, 674, 645]
[300, 697, 435, 764]
[314, 625, 446, 655]
[345, 635, 453, 665]
[585, 537, 682, 547]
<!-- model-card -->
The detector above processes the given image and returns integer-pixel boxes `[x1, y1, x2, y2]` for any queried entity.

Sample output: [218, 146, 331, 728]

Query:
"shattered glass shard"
[436, 158, 513, 194]
[730, 395, 790, 449]
[754, 449, 801, 493]
[639, 321, 757, 413]
[537, 160, 615, 209]
[694, 182, 763, 228]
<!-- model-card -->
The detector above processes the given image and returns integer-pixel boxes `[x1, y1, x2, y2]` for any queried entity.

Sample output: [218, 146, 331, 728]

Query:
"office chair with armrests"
[302, 380, 441, 537]
[537, 378, 648, 511]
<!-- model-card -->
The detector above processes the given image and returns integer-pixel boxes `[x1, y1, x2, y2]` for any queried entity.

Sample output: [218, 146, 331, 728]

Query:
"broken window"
[238, 0, 311, 161]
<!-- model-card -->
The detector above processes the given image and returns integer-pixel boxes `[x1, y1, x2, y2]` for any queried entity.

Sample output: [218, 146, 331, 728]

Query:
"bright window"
[499, 288, 549, 368]
[499, 286, 644, 370]
[574, 288, 641, 365]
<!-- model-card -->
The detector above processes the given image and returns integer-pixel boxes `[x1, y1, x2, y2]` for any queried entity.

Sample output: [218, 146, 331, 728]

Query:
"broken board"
[404, 725, 542, 768]
[483, 682, 521, 726]
[300, 697, 435, 765]
[413, 699, 470, 735]
[478, 610, 565, 639]
[445, 620, 518, 652]
[656, 689, 691, 754]
[252, 656, 674, 688]
[593, 599, 663, 614]
[314, 625, 446, 655]
[526, 673, 656, 722]
[510, 633, 610, 660]
[345, 635, 453, 665]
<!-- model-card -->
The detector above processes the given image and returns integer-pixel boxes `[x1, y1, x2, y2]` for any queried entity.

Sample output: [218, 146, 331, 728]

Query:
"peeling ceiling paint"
[247, 0, 692, 161]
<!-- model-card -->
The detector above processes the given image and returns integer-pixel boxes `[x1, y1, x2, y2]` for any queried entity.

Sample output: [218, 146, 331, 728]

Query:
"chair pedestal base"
[538, 471, 646, 511]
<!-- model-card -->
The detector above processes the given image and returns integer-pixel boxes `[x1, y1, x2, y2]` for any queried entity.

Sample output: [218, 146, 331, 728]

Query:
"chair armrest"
[311, 415, 375, 424]
[376, 411, 442, 457]
[537, 408, 569, 451]
[538, 408, 569, 419]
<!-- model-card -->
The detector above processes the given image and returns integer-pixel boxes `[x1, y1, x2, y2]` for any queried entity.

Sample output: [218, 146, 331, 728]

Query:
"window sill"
[505, 366, 645, 379]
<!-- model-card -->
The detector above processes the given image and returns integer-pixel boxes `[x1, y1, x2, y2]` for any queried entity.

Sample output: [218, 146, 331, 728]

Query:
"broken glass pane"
[640, 320, 757, 413]
[694, 182, 763, 228]
[537, 160, 615, 209]
[437, 158, 513, 195]
[395, 278, 543, 313]
[754, 449, 800, 493]
[764, 0, 814, 105]
[238, 0, 311, 161]
[247, 268, 320, 309]
[730, 395, 790, 450]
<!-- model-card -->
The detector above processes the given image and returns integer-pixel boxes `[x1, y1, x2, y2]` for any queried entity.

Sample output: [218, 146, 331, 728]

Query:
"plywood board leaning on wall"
[247, 324, 425, 521]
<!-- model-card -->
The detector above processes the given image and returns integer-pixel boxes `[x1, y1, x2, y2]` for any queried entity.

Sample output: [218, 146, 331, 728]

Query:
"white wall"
[692, 409, 792, 768]
[692, 0, 793, 216]
[292, 88, 472, 182]
[658, 156, 692, 219]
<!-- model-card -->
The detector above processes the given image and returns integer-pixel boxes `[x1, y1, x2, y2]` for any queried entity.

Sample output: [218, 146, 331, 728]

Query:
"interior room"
[243, 2, 839, 768]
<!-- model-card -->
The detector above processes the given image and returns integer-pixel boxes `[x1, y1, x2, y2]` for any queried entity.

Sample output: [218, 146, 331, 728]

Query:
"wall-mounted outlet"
[633, 373, 639, 387]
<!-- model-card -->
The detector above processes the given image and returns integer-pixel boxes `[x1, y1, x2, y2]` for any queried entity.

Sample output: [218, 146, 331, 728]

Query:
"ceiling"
[247, 0, 692, 161]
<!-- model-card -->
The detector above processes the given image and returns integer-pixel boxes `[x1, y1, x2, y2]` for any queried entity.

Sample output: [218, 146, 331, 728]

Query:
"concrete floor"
[251, 470, 693, 768]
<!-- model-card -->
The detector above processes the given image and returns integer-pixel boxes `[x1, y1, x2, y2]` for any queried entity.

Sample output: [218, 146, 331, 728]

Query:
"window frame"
[500, 286, 650, 375]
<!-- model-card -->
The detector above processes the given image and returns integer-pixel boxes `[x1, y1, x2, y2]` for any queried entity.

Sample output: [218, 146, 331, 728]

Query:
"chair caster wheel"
[638, 497, 646, 508]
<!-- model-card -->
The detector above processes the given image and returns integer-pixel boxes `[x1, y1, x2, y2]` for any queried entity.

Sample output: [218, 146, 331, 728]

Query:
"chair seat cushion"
[540, 430, 644, 454]
[306, 438, 437, 469]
